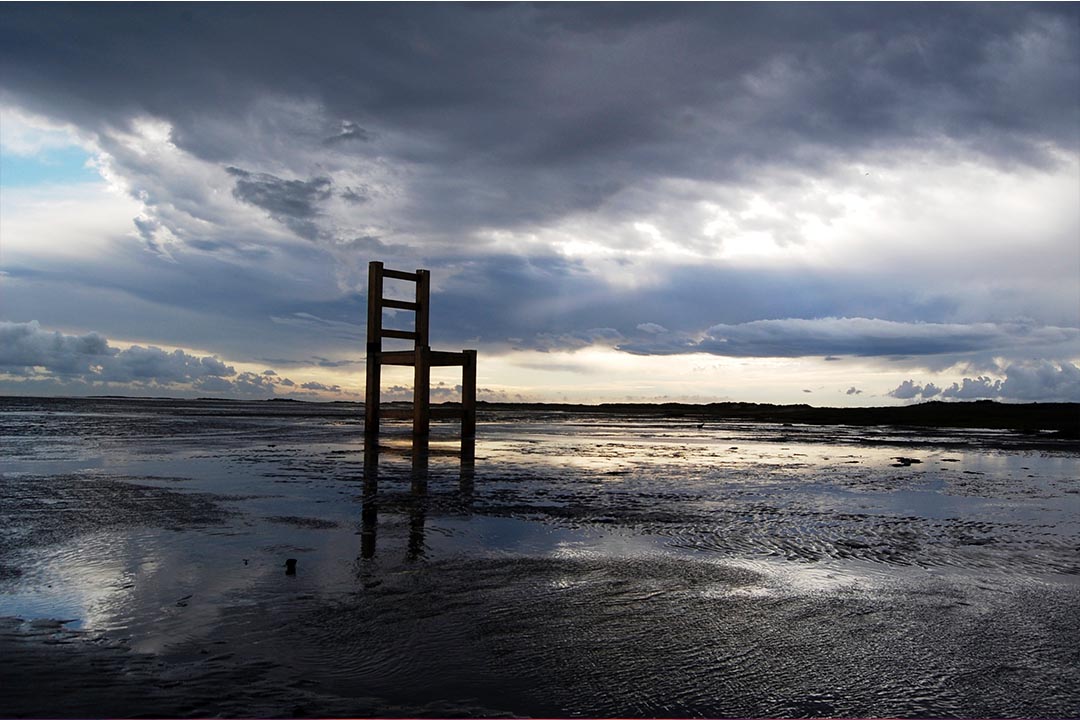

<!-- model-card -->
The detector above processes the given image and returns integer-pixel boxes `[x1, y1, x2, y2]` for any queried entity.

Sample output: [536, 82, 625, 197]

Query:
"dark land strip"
[2, 396, 1078, 436]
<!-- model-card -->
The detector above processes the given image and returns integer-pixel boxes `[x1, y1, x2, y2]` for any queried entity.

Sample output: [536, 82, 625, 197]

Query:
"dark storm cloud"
[530, 328, 624, 353]
[425, 254, 1077, 359]
[3, 237, 341, 321]
[1, 4, 1076, 237]
[226, 168, 332, 220]
[323, 121, 374, 145]
[311, 356, 363, 369]
[2, 4, 1077, 400]
[226, 167, 332, 240]
[340, 188, 370, 205]
[132, 215, 161, 243]
[617, 317, 1079, 359]
[257, 355, 361, 369]
[268, 312, 364, 342]
[7, 236, 1075, 372]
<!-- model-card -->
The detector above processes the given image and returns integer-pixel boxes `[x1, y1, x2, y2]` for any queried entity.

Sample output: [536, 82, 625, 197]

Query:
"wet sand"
[1, 396, 1078, 717]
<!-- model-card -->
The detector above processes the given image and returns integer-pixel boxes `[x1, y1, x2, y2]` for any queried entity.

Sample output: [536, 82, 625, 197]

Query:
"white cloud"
[0, 320, 231, 382]
[888, 361, 1080, 403]
[889, 379, 923, 400]
[0, 320, 112, 374]
[998, 360, 1080, 401]
[0, 320, 351, 399]
[300, 381, 342, 392]
[0, 105, 92, 155]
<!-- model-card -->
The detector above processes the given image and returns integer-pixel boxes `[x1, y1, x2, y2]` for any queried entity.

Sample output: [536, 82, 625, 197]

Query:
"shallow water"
[1, 397, 1078, 717]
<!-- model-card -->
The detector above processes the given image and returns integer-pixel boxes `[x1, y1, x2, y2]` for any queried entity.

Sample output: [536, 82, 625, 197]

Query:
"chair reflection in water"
[361, 437, 475, 561]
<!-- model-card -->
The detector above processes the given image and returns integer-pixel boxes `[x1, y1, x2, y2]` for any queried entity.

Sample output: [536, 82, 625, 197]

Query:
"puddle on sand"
[1, 397, 1079, 717]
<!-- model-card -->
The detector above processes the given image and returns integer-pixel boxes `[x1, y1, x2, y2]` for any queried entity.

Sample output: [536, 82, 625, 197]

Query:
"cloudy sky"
[2, 4, 1078, 404]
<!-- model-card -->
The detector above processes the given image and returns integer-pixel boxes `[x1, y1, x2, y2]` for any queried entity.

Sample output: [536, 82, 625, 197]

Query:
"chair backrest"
[366, 261, 430, 353]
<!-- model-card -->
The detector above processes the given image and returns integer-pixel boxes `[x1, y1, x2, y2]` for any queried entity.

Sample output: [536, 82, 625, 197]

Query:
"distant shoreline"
[2, 395, 1077, 436]
[478, 399, 1080, 435]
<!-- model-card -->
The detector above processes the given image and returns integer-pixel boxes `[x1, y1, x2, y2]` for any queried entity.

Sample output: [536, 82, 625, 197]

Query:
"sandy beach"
[1, 396, 1078, 717]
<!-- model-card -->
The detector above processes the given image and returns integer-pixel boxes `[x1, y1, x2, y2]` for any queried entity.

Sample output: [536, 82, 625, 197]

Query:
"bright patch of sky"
[1, 146, 100, 187]
[1, 106, 100, 185]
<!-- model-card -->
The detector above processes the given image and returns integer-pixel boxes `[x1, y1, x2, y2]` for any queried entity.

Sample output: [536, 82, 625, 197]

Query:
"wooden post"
[415, 269, 430, 347]
[364, 262, 383, 435]
[413, 345, 430, 436]
[462, 349, 477, 438]
[412, 268, 431, 436]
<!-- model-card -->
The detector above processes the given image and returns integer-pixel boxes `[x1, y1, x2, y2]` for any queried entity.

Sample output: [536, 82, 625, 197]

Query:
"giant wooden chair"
[364, 261, 476, 438]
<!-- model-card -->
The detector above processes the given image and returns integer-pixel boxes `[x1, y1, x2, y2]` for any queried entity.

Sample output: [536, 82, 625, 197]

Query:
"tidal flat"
[1, 396, 1078, 717]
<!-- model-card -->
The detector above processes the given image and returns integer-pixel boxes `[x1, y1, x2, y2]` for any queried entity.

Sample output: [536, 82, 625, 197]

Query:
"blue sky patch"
[1, 145, 100, 187]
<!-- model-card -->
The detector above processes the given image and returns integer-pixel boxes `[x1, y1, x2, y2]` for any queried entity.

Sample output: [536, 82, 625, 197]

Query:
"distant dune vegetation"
[475, 400, 1080, 437]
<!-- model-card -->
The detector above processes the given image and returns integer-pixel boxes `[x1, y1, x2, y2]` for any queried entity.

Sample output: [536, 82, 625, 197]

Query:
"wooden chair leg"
[462, 349, 477, 438]
[413, 345, 430, 436]
[365, 262, 384, 436]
